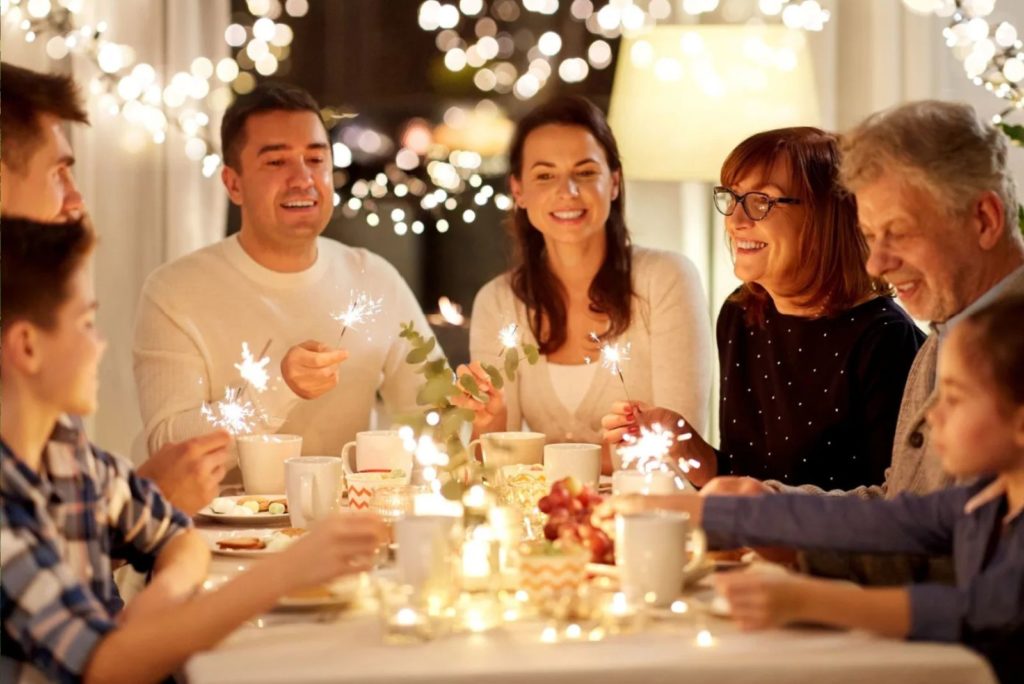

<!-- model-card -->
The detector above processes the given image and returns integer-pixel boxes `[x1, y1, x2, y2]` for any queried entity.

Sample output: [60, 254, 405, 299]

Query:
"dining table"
[185, 523, 998, 684]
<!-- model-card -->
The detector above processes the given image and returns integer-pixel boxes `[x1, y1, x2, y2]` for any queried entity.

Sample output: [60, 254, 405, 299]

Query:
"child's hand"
[712, 569, 810, 630]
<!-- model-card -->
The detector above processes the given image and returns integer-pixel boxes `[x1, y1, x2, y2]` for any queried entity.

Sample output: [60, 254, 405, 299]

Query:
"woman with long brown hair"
[455, 95, 712, 473]
[604, 127, 925, 490]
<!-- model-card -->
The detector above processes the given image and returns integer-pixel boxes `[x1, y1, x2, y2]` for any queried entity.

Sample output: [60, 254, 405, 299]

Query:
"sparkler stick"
[332, 290, 384, 346]
[201, 387, 256, 435]
[587, 331, 640, 415]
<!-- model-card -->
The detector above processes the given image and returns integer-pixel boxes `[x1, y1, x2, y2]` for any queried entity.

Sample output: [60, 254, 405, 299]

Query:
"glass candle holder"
[599, 590, 645, 634]
[498, 464, 547, 537]
[378, 581, 434, 645]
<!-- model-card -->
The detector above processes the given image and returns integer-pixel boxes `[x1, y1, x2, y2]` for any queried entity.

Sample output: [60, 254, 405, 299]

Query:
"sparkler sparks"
[587, 331, 637, 409]
[497, 323, 520, 355]
[617, 421, 698, 489]
[332, 290, 384, 343]
[201, 387, 256, 435]
[234, 341, 270, 394]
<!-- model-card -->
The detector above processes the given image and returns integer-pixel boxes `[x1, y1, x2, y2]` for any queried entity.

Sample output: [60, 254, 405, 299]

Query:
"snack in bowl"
[537, 477, 614, 564]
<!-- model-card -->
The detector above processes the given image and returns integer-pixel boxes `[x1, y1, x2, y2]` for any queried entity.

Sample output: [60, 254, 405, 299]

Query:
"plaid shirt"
[1, 416, 191, 683]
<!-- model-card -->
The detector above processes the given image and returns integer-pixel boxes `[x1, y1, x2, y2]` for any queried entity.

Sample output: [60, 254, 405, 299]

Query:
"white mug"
[468, 431, 545, 471]
[544, 443, 601, 487]
[611, 470, 677, 495]
[394, 515, 458, 594]
[341, 430, 410, 476]
[285, 456, 343, 528]
[615, 511, 707, 607]
[236, 434, 302, 495]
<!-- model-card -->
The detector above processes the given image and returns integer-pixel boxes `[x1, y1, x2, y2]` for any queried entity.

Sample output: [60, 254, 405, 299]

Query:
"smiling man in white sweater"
[132, 82, 437, 460]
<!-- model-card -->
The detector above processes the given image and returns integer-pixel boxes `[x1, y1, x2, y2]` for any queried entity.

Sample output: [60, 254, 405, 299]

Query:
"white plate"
[197, 495, 290, 526]
[276, 575, 361, 610]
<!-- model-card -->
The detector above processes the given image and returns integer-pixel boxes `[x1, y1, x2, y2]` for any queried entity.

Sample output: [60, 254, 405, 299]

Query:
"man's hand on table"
[138, 430, 233, 515]
[281, 340, 349, 400]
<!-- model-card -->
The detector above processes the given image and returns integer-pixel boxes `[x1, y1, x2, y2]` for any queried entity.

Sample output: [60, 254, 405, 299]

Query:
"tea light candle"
[461, 538, 492, 590]
[458, 594, 502, 633]
[602, 591, 642, 634]
[383, 605, 432, 644]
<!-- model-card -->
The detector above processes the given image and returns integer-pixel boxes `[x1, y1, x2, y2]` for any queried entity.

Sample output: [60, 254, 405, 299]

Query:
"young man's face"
[0, 113, 85, 222]
[4, 262, 106, 416]
[927, 326, 1024, 478]
[221, 109, 334, 250]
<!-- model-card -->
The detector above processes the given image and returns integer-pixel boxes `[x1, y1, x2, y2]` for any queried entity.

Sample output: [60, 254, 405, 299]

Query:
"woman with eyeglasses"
[453, 95, 713, 474]
[604, 127, 925, 491]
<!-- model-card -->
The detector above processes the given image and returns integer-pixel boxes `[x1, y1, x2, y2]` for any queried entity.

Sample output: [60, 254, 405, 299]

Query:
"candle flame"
[438, 296, 465, 326]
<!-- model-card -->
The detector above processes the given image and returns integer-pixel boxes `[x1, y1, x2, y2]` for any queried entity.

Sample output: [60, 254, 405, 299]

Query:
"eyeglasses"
[713, 186, 801, 221]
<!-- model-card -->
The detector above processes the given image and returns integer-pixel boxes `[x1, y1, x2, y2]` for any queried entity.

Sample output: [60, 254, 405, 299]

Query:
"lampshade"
[608, 25, 821, 182]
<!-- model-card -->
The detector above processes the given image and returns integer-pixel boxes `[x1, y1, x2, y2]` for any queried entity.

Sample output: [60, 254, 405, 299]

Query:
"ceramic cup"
[236, 434, 302, 495]
[611, 470, 677, 496]
[615, 511, 707, 607]
[543, 443, 602, 487]
[468, 431, 545, 472]
[341, 430, 411, 477]
[285, 456, 343, 528]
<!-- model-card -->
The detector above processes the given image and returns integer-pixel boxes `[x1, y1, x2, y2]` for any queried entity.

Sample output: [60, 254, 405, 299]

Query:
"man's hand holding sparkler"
[281, 340, 349, 400]
[452, 361, 507, 435]
[600, 401, 718, 487]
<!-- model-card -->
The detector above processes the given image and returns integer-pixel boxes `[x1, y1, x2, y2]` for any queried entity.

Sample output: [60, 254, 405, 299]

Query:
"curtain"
[2, 0, 229, 456]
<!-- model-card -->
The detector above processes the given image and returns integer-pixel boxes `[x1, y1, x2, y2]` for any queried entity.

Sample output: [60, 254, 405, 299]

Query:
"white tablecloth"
[186, 596, 996, 684]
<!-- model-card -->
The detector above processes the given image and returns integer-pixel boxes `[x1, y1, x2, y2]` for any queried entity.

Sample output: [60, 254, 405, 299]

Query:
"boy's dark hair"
[961, 295, 1024, 407]
[220, 81, 324, 170]
[1, 217, 96, 332]
[1, 62, 89, 173]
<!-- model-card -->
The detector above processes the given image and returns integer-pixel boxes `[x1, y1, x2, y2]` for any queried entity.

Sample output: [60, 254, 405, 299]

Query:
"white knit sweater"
[131, 234, 435, 461]
[470, 246, 713, 445]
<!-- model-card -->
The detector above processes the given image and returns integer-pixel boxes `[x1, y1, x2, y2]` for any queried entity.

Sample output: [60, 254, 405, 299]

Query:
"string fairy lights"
[417, 0, 830, 99]
[0, 0, 302, 175]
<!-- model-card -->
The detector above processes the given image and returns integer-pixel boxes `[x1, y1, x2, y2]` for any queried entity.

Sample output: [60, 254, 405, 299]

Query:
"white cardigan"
[470, 246, 713, 445]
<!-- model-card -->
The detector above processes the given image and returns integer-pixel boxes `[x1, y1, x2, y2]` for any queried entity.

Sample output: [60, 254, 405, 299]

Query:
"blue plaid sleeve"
[1, 510, 117, 682]
[92, 445, 192, 572]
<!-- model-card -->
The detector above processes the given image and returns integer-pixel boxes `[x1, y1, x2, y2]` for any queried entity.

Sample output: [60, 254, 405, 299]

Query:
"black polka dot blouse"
[716, 294, 925, 490]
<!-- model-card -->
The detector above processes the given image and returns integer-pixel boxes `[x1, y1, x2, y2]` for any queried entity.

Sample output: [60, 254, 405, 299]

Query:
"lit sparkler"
[201, 387, 256, 435]
[234, 340, 272, 396]
[497, 323, 520, 356]
[332, 290, 384, 344]
[617, 420, 698, 490]
[587, 331, 637, 410]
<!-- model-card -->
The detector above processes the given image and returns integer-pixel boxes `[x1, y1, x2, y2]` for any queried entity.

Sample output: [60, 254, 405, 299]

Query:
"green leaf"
[452, 407, 477, 424]
[441, 479, 465, 501]
[481, 363, 504, 390]
[999, 122, 1024, 146]
[504, 347, 519, 382]
[459, 373, 485, 400]
[405, 336, 436, 364]
[417, 373, 456, 406]
[522, 343, 540, 365]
